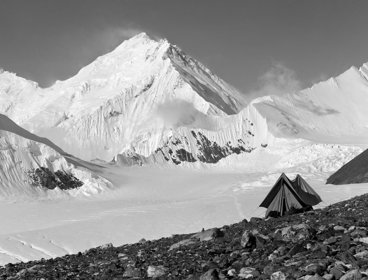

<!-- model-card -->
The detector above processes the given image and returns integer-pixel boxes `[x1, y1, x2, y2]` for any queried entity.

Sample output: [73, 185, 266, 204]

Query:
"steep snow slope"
[253, 66, 368, 142]
[327, 148, 368, 184]
[0, 33, 246, 162]
[115, 103, 273, 165]
[0, 114, 111, 199]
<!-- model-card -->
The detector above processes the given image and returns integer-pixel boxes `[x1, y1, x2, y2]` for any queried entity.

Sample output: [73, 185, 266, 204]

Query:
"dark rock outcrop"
[27, 167, 84, 190]
[327, 148, 368, 184]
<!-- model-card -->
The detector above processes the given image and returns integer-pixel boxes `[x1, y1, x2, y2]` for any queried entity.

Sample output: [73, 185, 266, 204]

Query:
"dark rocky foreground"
[3, 194, 368, 279]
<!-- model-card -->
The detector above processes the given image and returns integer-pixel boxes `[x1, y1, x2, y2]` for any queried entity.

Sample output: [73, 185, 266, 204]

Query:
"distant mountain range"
[1, 32, 368, 193]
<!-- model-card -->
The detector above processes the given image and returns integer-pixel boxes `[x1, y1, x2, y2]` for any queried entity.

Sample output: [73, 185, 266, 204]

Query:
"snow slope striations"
[0, 114, 111, 199]
[1, 33, 368, 165]
[0, 33, 250, 163]
[252, 66, 368, 143]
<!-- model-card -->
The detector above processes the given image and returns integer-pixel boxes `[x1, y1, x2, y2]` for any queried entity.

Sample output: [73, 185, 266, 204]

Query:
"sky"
[1, 0, 368, 95]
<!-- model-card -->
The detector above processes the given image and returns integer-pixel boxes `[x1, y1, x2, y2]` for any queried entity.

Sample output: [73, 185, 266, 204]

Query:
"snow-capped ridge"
[0, 31, 247, 161]
[0, 114, 112, 199]
[1, 32, 368, 165]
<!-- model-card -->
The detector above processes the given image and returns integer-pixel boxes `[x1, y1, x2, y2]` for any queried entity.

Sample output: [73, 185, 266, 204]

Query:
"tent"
[291, 174, 322, 206]
[259, 173, 322, 218]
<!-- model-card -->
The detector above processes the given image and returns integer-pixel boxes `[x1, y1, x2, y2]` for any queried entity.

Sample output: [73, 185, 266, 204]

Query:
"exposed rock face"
[27, 167, 84, 190]
[3, 193, 368, 279]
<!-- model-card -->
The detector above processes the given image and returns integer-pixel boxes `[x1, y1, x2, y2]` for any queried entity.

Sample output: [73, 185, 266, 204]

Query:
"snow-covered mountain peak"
[113, 32, 160, 50]
[0, 33, 246, 161]
[0, 70, 38, 89]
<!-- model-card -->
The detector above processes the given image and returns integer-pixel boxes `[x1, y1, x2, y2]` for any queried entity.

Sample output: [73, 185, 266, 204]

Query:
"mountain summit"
[0, 33, 248, 162]
[1, 33, 368, 164]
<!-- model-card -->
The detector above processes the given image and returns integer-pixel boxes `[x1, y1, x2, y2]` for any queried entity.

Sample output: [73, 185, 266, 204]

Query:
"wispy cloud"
[99, 27, 145, 49]
[107, 27, 143, 40]
[248, 62, 302, 98]
[154, 100, 216, 130]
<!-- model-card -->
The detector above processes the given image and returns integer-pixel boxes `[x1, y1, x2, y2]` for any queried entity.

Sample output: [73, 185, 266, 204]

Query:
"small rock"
[351, 229, 367, 238]
[251, 270, 261, 277]
[334, 225, 346, 232]
[169, 238, 197, 251]
[271, 271, 286, 280]
[289, 243, 306, 256]
[227, 269, 236, 277]
[305, 263, 326, 275]
[340, 234, 351, 251]
[359, 237, 368, 244]
[200, 268, 220, 280]
[147, 265, 167, 278]
[98, 243, 113, 249]
[277, 245, 287, 256]
[118, 253, 129, 260]
[348, 226, 356, 232]
[264, 264, 277, 275]
[192, 228, 224, 241]
[239, 267, 255, 279]
[330, 266, 344, 279]
[249, 217, 263, 224]
[318, 225, 327, 233]
[255, 234, 268, 248]
[123, 265, 141, 278]
[338, 251, 358, 266]
[355, 250, 368, 259]
[340, 269, 362, 280]
[308, 275, 325, 280]
[241, 230, 256, 248]
[268, 253, 278, 261]
[323, 274, 334, 280]
[324, 236, 338, 245]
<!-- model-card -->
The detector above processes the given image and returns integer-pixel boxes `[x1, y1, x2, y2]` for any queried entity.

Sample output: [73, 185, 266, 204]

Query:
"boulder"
[123, 265, 141, 278]
[305, 263, 326, 275]
[238, 267, 256, 279]
[340, 269, 362, 280]
[241, 230, 256, 248]
[270, 271, 286, 280]
[147, 265, 167, 278]
[169, 238, 197, 251]
[276, 223, 311, 242]
[354, 250, 368, 259]
[192, 228, 224, 241]
[200, 268, 220, 280]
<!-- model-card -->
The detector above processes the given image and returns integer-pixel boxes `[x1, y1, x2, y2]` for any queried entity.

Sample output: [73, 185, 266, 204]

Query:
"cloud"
[107, 27, 143, 40]
[154, 100, 216, 130]
[99, 27, 145, 49]
[249, 62, 302, 98]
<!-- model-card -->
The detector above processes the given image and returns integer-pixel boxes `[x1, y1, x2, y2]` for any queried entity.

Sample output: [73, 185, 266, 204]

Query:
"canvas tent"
[259, 173, 322, 218]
